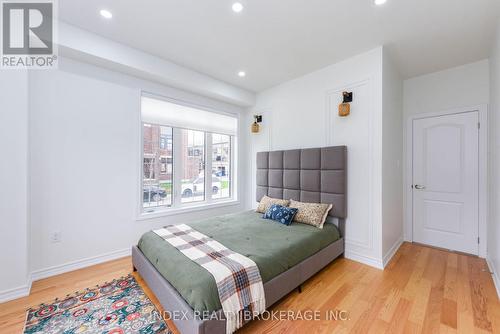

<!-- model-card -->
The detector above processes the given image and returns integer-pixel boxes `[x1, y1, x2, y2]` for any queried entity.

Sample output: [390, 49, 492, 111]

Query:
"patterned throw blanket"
[153, 224, 266, 334]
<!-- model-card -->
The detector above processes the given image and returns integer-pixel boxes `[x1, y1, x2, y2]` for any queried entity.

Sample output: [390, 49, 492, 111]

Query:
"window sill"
[136, 199, 240, 221]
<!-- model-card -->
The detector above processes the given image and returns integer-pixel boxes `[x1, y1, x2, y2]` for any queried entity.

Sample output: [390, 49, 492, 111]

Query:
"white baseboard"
[0, 274, 32, 304]
[486, 256, 500, 300]
[31, 248, 131, 281]
[345, 249, 384, 269]
[383, 238, 404, 268]
[1, 248, 130, 304]
[0, 282, 30, 304]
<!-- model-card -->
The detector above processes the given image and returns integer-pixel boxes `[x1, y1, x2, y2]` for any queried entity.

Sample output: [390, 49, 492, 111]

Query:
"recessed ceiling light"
[232, 2, 244, 13]
[100, 9, 113, 19]
[374, 0, 387, 5]
[238, 71, 246, 77]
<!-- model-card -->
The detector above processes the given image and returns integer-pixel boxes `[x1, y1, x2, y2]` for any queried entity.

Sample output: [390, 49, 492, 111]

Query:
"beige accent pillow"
[256, 196, 290, 214]
[289, 200, 333, 229]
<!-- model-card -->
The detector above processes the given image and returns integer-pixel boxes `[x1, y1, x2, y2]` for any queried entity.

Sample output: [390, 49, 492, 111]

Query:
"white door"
[412, 112, 479, 255]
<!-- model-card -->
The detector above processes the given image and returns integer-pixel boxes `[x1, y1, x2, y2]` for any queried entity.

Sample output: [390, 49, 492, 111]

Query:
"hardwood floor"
[1, 242, 499, 333]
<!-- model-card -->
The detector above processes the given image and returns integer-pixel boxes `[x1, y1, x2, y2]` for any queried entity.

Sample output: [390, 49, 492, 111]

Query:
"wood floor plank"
[457, 255, 476, 334]
[386, 298, 412, 334]
[408, 280, 432, 327]
[444, 253, 459, 302]
[441, 299, 458, 329]
[377, 287, 402, 322]
[421, 286, 445, 333]
[468, 256, 493, 332]
[1, 242, 499, 334]
[402, 247, 430, 301]
[403, 320, 422, 334]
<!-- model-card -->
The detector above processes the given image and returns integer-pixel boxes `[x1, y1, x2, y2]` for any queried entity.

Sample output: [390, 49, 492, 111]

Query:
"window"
[212, 134, 231, 199]
[160, 157, 173, 174]
[181, 129, 205, 203]
[142, 124, 173, 208]
[141, 96, 237, 214]
[160, 134, 172, 149]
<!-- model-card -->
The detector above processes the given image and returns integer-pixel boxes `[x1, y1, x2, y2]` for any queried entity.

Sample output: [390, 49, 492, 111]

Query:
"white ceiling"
[60, 0, 500, 92]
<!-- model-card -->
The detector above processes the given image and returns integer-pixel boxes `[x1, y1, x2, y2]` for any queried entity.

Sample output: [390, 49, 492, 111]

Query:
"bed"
[132, 146, 347, 334]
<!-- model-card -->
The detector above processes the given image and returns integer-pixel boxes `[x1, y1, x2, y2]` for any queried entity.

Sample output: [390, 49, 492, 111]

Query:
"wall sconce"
[338, 91, 353, 117]
[251, 115, 262, 133]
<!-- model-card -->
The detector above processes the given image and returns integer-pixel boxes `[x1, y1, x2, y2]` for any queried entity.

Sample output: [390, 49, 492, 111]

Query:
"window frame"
[210, 133, 233, 201]
[142, 124, 174, 209]
[138, 94, 239, 220]
[176, 128, 207, 206]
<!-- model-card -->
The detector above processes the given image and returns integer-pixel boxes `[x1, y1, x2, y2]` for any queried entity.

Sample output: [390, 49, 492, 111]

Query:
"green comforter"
[137, 210, 340, 312]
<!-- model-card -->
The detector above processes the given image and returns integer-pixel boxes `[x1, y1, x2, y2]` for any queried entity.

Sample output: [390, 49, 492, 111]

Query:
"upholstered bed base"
[134, 145, 347, 333]
[132, 235, 344, 334]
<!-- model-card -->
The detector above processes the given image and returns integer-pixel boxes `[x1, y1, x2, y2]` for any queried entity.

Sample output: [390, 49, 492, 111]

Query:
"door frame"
[404, 105, 488, 257]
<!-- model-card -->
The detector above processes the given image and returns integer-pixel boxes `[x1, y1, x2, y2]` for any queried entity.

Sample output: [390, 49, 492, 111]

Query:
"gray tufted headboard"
[256, 146, 347, 220]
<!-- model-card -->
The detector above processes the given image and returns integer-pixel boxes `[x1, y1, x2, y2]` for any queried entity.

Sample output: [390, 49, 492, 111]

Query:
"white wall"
[58, 23, 255, 107]
[488, 20, 500, 297]
[403, 60, 489, 118]
[402, 60, 490, 246]
[381, 50, 404, 265]
[0, 71, 30, 301]
[29, 57, 249, 275]
[247, 47, 386, 268]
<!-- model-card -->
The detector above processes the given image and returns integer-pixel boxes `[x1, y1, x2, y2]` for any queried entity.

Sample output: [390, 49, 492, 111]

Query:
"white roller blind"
[141, 96, 238, 136]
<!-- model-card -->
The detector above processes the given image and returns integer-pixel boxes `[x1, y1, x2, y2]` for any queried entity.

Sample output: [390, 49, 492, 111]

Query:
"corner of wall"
[381, 48, 404, 262]
[487, 18, 500, 299]
[0, 70, 31, 303]
[486, 256, 500, 299]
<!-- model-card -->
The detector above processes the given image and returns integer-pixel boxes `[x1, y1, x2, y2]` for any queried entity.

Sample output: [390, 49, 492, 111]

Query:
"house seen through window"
[141, 96, 237, 213]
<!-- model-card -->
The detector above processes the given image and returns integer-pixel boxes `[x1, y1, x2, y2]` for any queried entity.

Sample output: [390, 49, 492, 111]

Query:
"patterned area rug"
[23, 275, 171, 334]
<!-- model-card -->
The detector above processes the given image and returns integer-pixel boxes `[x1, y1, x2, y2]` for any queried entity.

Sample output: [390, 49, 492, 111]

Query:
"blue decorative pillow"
[263, 204, 298, 226]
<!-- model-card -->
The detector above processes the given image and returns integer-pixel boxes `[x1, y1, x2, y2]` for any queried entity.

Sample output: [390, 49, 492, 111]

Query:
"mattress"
[137, 210, 340, 312]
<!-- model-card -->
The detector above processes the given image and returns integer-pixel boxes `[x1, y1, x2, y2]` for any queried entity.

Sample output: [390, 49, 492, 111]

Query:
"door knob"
[414, 185, 425, 190]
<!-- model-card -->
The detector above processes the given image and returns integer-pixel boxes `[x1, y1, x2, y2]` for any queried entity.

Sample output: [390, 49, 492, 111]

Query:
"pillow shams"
[256, 195, 290, 214]
[263, 204, 298, 226]
[288, 200, 333, 229]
